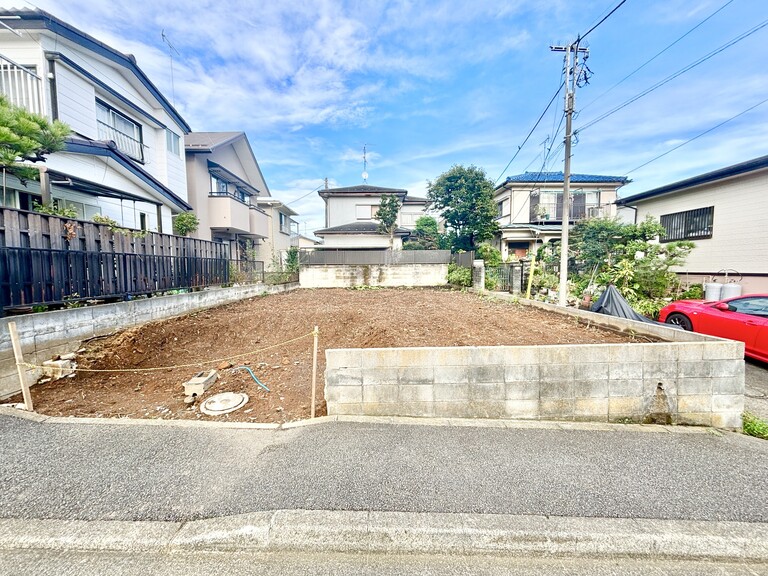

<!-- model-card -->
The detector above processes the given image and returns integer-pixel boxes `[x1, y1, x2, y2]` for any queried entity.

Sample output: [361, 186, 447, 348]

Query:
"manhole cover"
[200, 392, 249, 416]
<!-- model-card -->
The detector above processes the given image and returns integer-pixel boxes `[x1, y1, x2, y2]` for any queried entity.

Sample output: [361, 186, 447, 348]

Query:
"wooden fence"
[0, 207, 231, 315]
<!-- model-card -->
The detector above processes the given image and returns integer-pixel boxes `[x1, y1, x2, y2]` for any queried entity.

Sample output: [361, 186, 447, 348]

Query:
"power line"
[580, 0, 628, 41]
[577, 17, 768, 133]
[286, 184, 323, 205]
[494, 78, 565, 185]
[580, 0, 735, 113]
[624, 97, 768, 176]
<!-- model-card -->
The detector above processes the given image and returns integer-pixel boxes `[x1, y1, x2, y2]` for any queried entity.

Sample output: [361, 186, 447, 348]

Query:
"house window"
[660, 206, 714, 242]
[279, 212, 292, 234]
[139, 213, 148, 231]
[96, 100, 144, 162]
[234, 187, 248, 203]
[166, 129, 181, 156]
[356, 204, 375, 220]
[211, 175, 228, 195]
[497, 199, 509, 217]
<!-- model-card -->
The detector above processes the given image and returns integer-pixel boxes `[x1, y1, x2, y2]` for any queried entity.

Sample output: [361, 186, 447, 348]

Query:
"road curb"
[1, 511, 767, 562]
[0, 406, 718, 434]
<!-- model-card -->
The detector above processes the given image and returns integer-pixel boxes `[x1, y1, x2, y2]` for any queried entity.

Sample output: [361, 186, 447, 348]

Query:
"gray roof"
[314, 221, 410, 236]
[319, 184, 408, 199]
[185, 132, 243, 152]
[403, 195, 428, 204]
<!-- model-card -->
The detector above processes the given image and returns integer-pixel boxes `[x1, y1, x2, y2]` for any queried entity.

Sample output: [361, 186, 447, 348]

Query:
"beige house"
[493, 172, 628, 260]
[314, 184, 427, 249]
[616, 155, 768, 293]
[185, 132, 297, 262]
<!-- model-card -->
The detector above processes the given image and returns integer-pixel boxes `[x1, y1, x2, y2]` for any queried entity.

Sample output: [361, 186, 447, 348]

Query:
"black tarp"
[590, 285, 669, 326]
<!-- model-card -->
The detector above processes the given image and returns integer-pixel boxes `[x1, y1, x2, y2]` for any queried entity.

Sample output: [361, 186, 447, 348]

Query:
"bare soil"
[14, 288, 648, 423]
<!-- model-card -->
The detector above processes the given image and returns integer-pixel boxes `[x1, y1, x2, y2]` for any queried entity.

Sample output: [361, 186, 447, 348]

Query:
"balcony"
[208, 191, 251, 234]
[97, 121, 144, 162]
[529, 200, 605, 223]
[249, 205, 269, 238]
[0, 54, 44, 115]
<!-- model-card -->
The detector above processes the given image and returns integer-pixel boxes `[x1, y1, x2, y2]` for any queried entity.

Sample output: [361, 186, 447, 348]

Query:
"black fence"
[0, 246, 231, 312]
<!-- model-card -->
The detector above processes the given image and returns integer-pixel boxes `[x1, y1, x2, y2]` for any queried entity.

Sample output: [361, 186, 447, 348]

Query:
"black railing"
[0, 246, 228, 312]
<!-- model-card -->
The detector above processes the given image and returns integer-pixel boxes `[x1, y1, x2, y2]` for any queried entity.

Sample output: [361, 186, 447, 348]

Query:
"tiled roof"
[501, 172, 629, 185]
[402, 195, 428, 204]
[314, 222, 410, 236]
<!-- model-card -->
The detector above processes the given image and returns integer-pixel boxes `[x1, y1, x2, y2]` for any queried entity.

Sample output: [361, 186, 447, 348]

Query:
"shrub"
[173, 212, 199, 236]
[447, 263, 471, 287]
[743, 412, 768, 440]
[680, 283, 704, 299]
[32, 201, 77, 219]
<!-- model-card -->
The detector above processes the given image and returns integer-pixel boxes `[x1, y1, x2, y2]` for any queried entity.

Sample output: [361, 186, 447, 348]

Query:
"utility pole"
[550, 40, 588, 307]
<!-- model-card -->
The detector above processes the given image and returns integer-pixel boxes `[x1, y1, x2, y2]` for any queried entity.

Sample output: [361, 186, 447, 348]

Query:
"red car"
[659, 294, 768, 362]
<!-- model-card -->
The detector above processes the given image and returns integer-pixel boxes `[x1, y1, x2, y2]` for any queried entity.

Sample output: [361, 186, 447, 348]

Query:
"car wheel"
[665, 313, 693, 331]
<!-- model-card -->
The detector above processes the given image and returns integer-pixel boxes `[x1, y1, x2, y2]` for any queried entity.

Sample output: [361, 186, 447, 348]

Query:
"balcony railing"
[0, 54, 44, 115]
[97, 121, 144, 162]
[530, 202, 604, 222]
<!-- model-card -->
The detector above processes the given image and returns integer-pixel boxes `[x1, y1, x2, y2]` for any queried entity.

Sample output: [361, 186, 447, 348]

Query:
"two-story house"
[493, 171, 628, 260]
[0, 8, 191, 232]
[314, 184, 427, 249]
[185, 132, 300, 265]
[616, 155, 768, 293]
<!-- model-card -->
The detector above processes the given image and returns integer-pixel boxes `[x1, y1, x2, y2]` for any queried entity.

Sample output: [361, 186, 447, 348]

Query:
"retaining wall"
[0, 283, 299, 399]
[299, 264, 448, 288]
[325, 300, 745, 429]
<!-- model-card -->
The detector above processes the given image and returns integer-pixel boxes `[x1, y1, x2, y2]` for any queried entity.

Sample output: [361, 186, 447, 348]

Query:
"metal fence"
[485, 261, 532, 293]
[300, 249, 451, 266]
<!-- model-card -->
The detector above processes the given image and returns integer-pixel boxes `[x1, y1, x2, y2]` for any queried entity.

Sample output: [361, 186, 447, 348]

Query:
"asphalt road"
[2, 549, 765, 576]
[1, 415, 766, 524]
[746, 359, 768, 419]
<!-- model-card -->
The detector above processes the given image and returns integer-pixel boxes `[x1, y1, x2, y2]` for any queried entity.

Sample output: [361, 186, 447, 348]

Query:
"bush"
[680, 283, 704, 299]
[173, 212, 199, 236]
[743, 412, 768, 440]
[484, 274, 497, 291]
[476, 243, 502, 267]
[447, 263, 471, 287]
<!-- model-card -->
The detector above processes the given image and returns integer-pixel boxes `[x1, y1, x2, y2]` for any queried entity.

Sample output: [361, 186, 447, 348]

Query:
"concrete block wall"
[325, 313, 746, 429]
[0, 283, 298, 399]
[299, 264, 448, 288]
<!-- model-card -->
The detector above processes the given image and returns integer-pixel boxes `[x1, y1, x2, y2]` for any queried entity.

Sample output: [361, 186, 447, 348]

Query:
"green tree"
[566, 216, 694, 317]
[375, 193, 401, 249]
[403, 215, 448, 250]
[173, 212, 200, 236]
[475, 243, 502, 267]
[427, 164, 499, 252]
[0, 95, 70, 183]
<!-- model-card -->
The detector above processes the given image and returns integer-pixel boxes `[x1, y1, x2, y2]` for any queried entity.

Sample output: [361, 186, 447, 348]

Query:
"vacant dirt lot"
[15, 288, 647, 423]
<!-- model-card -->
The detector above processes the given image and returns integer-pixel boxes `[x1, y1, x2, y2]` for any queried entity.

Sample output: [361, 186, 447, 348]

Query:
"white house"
[616, 155, 768, 293]
[0, 8, 191, 232]
[493, 171, 629, 260]
[314, 184, 427, 249]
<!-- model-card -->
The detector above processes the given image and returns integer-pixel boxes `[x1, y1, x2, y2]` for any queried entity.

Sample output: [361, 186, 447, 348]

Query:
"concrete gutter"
[1, 511, 766, 562]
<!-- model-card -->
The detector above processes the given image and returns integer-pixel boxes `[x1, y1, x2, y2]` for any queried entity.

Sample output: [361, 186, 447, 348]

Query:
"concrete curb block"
[0, 407, 718, 434]
[1, 511, 766, 561]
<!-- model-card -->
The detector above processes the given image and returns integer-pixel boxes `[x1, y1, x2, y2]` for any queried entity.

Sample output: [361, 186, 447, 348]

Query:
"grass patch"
[743, 412, 768, 440]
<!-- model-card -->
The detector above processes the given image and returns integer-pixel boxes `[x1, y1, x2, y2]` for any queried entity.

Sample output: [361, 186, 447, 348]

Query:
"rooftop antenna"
[362, 144, 368, 183]
[161, 29, 180, 106]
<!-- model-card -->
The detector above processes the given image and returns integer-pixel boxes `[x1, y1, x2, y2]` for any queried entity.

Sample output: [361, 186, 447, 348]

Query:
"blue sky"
[3, 0, 767, 236]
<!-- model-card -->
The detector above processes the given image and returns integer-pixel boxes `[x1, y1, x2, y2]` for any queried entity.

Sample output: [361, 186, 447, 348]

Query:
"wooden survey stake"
[311, 326, 319, 418]
[8, 321, 33, 411]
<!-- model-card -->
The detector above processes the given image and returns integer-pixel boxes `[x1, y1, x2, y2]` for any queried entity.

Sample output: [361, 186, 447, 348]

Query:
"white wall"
[631, 171, 768, 282]
[300, 263, 448, 288]
[319, 234, 402, 249]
